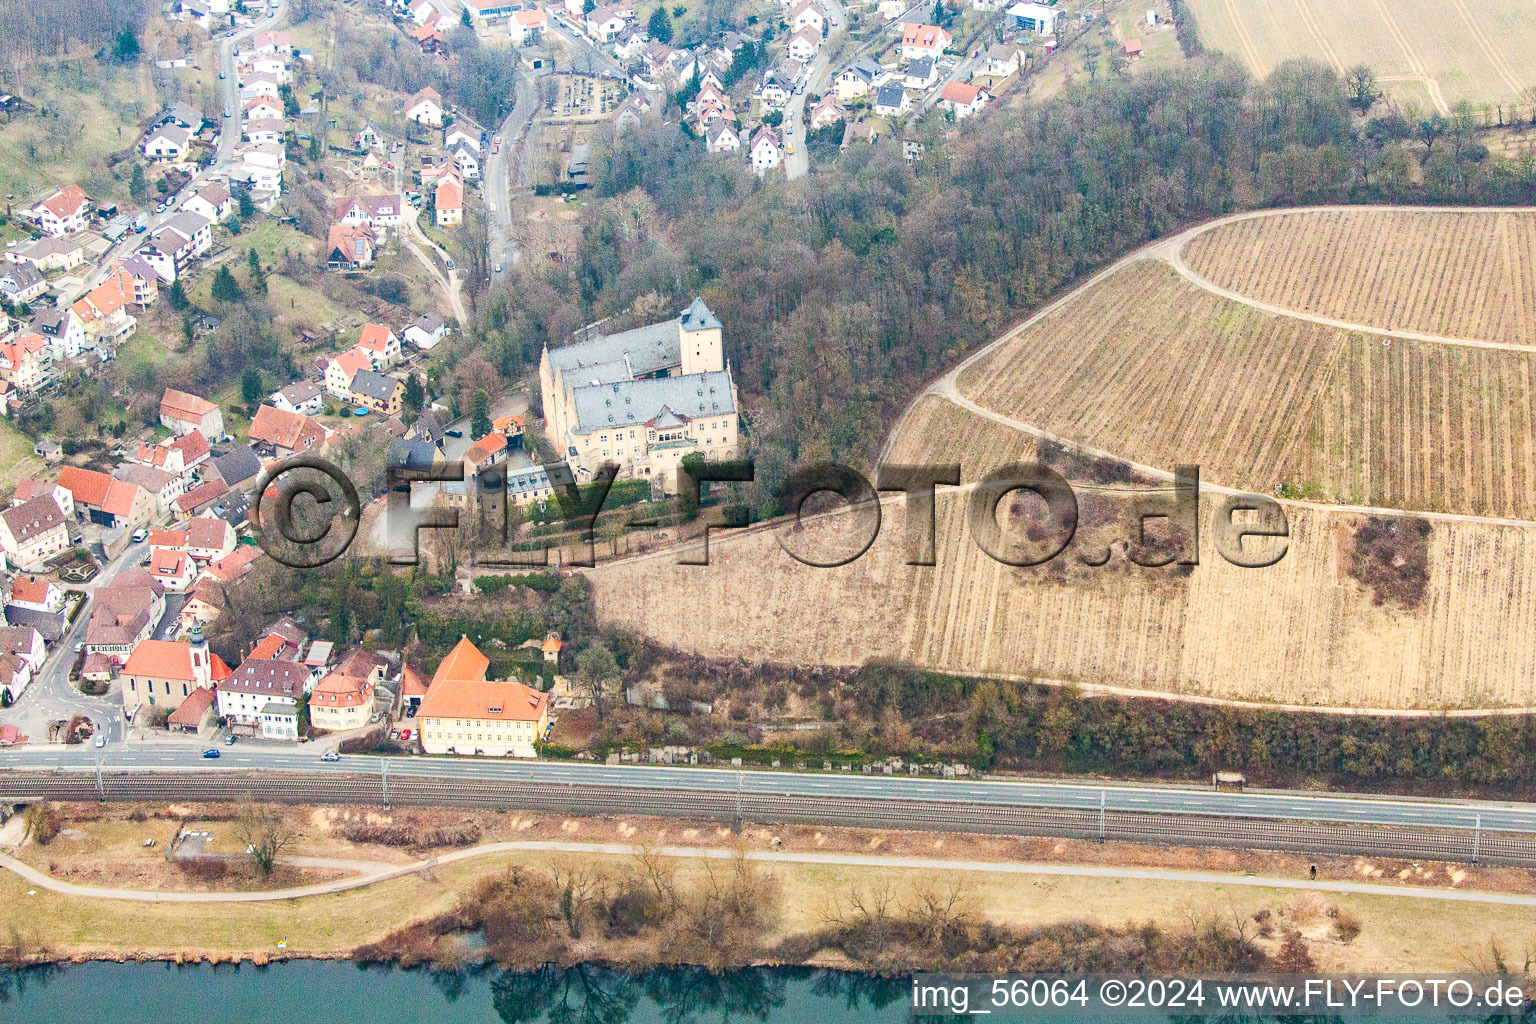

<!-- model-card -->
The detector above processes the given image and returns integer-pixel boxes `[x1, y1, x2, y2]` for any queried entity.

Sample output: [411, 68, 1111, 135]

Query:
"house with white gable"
[406, 86, 444, 126]
[786, 27, 820, 63]
[706, 123, 741, 154]
[29, 185, 91, 237]
[898, 22, 950, 60]
[790, 1, 828, 34]
[750, 126, 782, 174]
[938, 80, 989, 119]
[143, 124, 193, 162]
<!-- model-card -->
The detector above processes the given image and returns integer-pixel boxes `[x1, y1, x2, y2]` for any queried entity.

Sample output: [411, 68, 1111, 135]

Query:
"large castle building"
[538, 298, 742, 493]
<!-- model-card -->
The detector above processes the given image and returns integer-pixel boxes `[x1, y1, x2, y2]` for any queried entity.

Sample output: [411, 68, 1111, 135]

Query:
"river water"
[0, 960, 1459, 1022]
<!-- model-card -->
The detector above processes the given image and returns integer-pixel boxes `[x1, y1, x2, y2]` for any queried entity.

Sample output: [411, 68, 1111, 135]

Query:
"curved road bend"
[3, 839, 1534, 906]
[6, 748, 1536, 834]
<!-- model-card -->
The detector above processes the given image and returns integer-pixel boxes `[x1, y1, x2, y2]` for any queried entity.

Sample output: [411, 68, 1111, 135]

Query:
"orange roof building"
[418, 637, 549, 757]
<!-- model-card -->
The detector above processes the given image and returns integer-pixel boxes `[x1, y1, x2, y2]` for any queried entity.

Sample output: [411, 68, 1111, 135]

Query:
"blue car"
[202, 748, 221, 759]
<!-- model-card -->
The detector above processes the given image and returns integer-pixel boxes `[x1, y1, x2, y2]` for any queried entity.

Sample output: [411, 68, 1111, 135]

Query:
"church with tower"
[538, 297, 743, 493]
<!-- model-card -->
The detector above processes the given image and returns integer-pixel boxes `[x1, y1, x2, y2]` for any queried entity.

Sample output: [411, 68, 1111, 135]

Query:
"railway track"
[3, 769, 1532, 868]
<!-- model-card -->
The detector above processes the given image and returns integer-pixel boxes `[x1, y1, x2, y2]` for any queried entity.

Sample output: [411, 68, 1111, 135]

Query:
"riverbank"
[1, 802, 1532, 974]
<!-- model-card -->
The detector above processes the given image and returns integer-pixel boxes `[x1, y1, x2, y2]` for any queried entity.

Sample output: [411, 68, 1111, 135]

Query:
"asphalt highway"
[3, 746, 1533, 834]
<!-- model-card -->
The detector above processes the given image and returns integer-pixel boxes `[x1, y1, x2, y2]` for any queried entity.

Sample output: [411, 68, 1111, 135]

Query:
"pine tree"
[211, 265, 242, 303]
[648, 5, 673, 43]
[403, 374, 425, 418]
[471, 387, 492, 439]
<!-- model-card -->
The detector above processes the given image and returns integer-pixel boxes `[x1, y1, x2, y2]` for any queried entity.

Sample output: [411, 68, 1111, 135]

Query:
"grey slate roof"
[548, 297, 719, 381]
[507, 462, 574, 494]
[906, 57, 933, 79]
[411, 410, 445, 445]
[211, 445, 263, 487]
[350, 369, 400, 403]
[388, 438, 439, 472]
[875, 83, 906, 108]
[4, 606, 65, 642]
[160, 102, 205, 128]
[570, 370, 735, 435]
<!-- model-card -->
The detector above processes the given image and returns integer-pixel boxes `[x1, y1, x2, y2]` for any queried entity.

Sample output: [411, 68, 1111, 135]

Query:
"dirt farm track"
[588, 207, 1536, 712]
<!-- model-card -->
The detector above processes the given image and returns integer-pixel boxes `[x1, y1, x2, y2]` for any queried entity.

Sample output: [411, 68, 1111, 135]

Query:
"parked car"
[321, 751, 340, 762]
[93, 735, 106, 748]
[201, 748, 221, 758]
[225, 734, 237, 745]
[446, 428, 463, 438]
[494, 262, 503, 274]
[132, 529, 148, 542]
[398, 729, 411, 741]
[73, 642, 84, 654]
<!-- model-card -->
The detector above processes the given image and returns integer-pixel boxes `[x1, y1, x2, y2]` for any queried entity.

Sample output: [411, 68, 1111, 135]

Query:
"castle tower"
[678, 297, 723, 376]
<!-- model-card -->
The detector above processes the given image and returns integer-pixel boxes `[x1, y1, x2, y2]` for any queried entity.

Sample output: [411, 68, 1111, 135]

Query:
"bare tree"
[548, 858, 602, 938]
[904, 875, 974, 946]
[236, 804, 299, 875]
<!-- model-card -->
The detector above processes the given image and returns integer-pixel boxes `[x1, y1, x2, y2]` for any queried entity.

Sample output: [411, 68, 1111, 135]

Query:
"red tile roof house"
[149, 548, 198, 592]
[56, 466, 157, 532]
[160, 387, 225, 439]
[166, 685, 217, 733]
[248, 403, 327, 458]
[8, 574, 64, 613]
[326, 223, 377, 270]
[356, 322, 401, 369]
[30, 184, 91, 237]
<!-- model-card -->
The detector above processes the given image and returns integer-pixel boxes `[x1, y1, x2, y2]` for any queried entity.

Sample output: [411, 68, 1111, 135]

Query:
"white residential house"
[808, 96, 847, 130]
[873, 82, 911, 117]
[239, 75, 282, 101]
[30, 186, 91, 237]
[242, 96, 283, 121]
[786, 27, 820, 63]
[402, 313, 449, 350]
[706, 123, 741, 154]
[406, 86, 444, 126]
[508, 8, 548, 44]
[243, 118, 287, 147]
[898, 22, 951, 60]
[143, 124, 193, 162]
[750, 126, 782, 174]
[450, 143, 482, 181]
[1007, 1, 1058, 33]
[0, 265, 47, 306]
[938, 81, 989, 119]
[904, 56, 938, 89]
[981, 43, 1023, 78]
[791, 0, 828, 34]
[270, 380, 324, 415]
[443, 125, 481, 152]
[182, 183, 233, 223]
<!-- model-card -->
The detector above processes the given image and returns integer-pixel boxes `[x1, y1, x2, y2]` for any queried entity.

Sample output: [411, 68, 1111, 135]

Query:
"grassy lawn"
[0, 418, 42, 495]
[116, 332, 176, 381]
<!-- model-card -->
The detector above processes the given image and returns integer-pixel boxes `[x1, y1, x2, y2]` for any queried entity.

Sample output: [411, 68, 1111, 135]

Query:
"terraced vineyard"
[956, 259, 1536, 520]
[1183, 209, 1536, 344]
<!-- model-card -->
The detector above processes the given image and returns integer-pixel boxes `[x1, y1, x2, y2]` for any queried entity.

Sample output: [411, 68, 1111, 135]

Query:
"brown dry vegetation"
[955, 259, 1536, 519]
[1183, 209, 1536, 344]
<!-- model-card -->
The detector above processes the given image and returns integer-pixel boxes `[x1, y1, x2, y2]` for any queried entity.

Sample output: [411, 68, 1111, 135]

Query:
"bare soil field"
[1184, 0, 1536, 110]
[956, 259, 1536, 520]
[1183, 209, 1536, 345]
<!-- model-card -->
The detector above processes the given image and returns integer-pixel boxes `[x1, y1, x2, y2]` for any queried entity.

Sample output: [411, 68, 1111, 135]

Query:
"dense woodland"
[0, 0, 156, 61]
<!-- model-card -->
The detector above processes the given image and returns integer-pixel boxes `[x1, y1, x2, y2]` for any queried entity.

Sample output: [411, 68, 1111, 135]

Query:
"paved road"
[783, 0, 846, 180]
[5, 837, 1535, 906]
[214, 4, 290, 166]
[5, 746, 1536, 834]
[483, 64, 546, 282]
[0, 538, 150, 744]
[545, 14, 627, 78]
